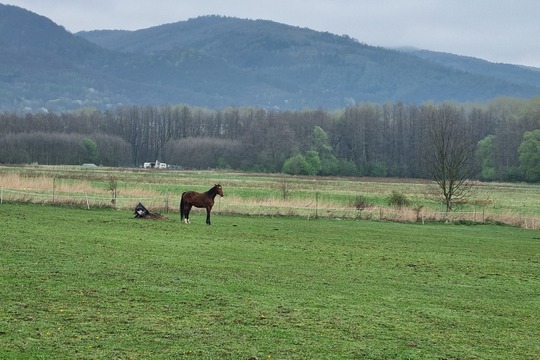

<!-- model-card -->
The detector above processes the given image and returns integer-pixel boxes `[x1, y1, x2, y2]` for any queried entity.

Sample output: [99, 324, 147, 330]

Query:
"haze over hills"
[1, 4, 540, 112]
[400, 48, 540, 88]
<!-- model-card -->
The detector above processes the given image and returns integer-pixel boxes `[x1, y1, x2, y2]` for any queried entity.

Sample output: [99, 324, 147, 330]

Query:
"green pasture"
[1, 203, 539, 359]
[2, 166, 540, 217]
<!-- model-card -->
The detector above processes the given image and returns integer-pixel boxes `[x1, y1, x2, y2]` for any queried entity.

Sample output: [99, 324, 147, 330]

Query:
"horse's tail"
[179, 193, 186, 221]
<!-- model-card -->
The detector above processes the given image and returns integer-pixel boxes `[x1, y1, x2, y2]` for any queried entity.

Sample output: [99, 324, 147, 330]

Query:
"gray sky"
[4, 0, 540, 67]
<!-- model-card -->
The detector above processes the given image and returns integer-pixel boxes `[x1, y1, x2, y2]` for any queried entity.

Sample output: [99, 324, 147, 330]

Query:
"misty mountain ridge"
[1, 4, 540, 112]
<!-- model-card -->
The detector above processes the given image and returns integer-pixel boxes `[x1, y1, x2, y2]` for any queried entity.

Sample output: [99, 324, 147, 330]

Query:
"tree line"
[0, 97, 539, 182]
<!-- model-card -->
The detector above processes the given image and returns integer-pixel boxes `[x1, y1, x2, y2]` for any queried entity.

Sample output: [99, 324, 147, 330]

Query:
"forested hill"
[401, 48, 540, 88]
[2, 5, 540, 112]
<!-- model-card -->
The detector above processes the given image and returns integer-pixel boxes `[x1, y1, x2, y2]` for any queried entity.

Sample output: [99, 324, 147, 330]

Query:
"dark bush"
[388, 190, 410, 209]
[353, 195, 371, 210]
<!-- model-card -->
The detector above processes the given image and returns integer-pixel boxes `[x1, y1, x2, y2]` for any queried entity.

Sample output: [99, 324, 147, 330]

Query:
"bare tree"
[424, 104, 475, 211]
[108, 176, 119, 208]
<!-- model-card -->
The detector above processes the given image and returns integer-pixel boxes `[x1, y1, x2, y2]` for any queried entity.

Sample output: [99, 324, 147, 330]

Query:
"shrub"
[282, 154, 310, 175]
[388, 190, 410, 209]
[353, 195, 371, 210]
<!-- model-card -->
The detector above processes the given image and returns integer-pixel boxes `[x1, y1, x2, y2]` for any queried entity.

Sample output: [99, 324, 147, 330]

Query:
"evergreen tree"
[519, 130, 540, 182]
[476, 135, 496, 180]
[83, 137, 99, 164]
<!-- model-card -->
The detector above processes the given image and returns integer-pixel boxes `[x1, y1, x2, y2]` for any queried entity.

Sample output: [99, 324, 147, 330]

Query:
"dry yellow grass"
[1, 167, 539, 229]
[0, 172, 163, 210]
[0, 172, 160, 196]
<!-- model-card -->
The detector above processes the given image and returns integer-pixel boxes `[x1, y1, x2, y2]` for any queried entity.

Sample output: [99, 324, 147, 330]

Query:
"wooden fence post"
[52, 177, 56, 204]
[315, 192, 319, 219]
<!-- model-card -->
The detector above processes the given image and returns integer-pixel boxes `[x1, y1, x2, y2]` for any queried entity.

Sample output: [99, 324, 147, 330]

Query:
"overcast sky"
[4, 0, 540, 67]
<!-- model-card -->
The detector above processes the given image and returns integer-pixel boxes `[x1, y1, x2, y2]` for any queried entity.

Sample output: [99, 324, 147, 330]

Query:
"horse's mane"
[209, 184, 221, 195]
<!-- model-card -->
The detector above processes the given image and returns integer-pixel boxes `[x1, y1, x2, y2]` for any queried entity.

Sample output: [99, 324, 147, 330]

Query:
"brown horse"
[180, 184, 224, 225]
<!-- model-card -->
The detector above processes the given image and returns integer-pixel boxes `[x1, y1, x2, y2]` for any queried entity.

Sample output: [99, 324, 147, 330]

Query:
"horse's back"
[181, 190, 198, 199]
[182, 190, 214, 208]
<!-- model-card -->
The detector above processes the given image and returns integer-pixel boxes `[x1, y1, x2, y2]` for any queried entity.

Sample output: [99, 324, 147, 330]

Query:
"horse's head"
[215, 184, 224, 197]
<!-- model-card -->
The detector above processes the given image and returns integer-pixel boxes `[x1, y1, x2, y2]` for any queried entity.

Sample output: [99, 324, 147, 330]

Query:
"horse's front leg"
[206, 207, 212, 225]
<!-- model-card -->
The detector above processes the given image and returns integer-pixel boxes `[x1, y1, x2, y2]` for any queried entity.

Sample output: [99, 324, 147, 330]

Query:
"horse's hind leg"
[185, 204, 192, 224]
[180, 195, 188, 223]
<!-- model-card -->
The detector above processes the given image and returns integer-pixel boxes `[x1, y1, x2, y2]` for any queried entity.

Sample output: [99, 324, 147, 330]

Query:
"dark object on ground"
[134, 202, 165, 220]
[134, 202, 149, 218]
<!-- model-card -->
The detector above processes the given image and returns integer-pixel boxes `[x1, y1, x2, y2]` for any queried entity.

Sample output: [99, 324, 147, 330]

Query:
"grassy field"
[1, 203, 539, 359]
[1, 165, 540, 228]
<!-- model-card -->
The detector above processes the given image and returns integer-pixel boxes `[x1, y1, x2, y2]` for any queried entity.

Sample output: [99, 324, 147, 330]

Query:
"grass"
[2, 165, 540, 229]
[1, 203, 539, 359]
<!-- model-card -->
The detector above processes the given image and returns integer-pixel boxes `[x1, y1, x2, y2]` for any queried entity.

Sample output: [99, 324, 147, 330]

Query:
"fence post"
[315, 192, 319, 219]
[52, 177, 56, 204]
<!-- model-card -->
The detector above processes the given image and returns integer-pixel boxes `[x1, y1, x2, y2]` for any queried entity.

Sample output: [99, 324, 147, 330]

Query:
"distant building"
[143, 160, 167, 169]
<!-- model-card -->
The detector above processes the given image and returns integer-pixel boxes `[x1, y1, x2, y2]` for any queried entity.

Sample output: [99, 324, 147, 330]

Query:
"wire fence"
[1, 187, 539, 230]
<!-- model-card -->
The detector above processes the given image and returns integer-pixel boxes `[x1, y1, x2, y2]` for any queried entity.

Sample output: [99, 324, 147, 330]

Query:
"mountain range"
[1, 4, 540, 112]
